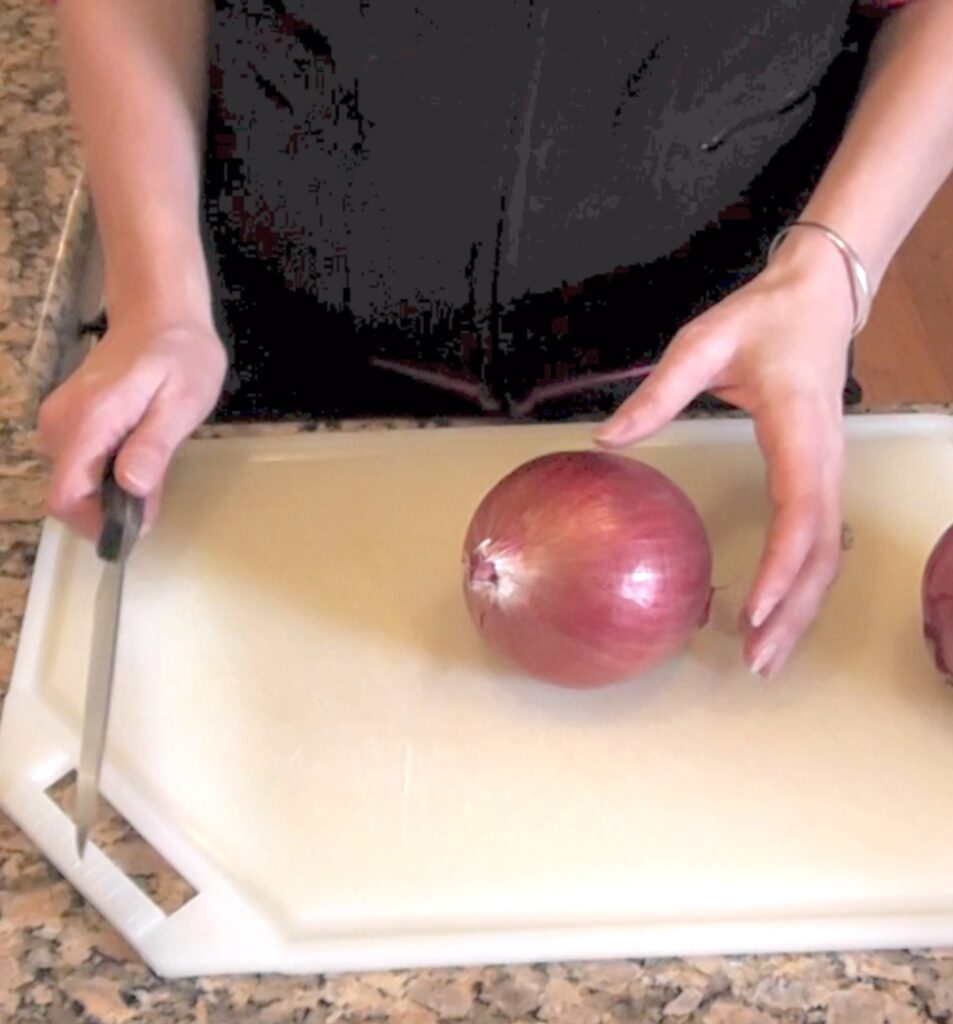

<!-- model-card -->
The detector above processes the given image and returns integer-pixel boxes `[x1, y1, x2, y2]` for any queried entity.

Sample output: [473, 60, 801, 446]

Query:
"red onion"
[923, 525, 953, 682]
[462, 451, 713, 687]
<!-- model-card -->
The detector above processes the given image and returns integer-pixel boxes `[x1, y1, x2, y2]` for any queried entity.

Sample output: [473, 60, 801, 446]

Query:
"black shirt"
[200, 1, 874, 421]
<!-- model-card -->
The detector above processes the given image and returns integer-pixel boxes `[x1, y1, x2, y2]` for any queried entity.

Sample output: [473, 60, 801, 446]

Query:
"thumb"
[593, 329, 720, 448]
[114, 389, 206, 497]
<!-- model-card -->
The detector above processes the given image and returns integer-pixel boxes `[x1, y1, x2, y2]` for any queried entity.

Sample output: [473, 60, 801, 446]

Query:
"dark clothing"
[200, 2, 875, 422]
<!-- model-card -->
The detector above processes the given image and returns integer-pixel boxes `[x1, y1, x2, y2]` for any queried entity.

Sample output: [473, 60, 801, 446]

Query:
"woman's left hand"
[595, 231, 857, 678]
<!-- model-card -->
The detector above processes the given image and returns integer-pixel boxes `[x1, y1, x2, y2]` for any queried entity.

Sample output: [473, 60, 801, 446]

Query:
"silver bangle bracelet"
[767, 220, 872, 338]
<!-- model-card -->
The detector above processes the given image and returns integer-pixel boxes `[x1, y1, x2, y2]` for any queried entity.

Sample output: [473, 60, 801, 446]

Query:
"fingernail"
[750, 643, 776, 678]
[749, 598, 776, 630]
[121, 461, 154, 493]
[594, 420, 625, 445]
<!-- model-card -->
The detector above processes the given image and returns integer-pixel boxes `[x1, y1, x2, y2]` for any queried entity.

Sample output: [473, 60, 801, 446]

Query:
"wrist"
[764, 227, 862, 340]
[105, 276, 216, 335]
[103, 229, 214, 329]
[795, 204, 891, 296]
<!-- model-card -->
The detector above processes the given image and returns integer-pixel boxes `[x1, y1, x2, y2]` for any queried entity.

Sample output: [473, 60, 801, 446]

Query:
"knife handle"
[97, 457, 145, 563]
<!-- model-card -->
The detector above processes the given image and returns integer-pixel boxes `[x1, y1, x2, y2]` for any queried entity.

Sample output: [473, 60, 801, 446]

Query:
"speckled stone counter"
[4, 2, 953, 1021]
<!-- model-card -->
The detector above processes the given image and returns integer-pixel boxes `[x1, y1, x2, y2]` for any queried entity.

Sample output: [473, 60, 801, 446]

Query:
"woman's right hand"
[38, 315, 228, 540]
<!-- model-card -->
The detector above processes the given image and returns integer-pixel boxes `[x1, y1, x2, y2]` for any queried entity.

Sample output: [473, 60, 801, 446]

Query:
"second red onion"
[923, 524, 953, 683]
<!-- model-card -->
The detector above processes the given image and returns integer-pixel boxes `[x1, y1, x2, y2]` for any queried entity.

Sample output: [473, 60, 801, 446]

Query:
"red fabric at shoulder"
[857, 0, 918, 13]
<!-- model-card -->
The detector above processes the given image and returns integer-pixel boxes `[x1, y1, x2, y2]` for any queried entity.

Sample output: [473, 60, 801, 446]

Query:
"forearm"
[56, 0, 211, 323]
[796, 0, 953, 295]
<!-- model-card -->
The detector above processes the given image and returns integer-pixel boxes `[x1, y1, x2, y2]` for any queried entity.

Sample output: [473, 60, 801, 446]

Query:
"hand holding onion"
[463, 450, 953, 689]
[593, 235, 854, 678]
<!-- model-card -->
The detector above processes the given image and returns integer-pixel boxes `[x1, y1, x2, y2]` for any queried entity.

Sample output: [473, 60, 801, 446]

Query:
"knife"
[75, 460, 144, 859]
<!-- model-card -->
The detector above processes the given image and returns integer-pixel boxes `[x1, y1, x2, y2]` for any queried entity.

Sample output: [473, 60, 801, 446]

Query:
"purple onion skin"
[462, 451, 714, 688]
[923, 524, 953, 683]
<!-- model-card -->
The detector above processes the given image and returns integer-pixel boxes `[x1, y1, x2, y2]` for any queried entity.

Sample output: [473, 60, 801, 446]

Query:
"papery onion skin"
[923, 525, 953, 682]
[462, 451, 713, 687]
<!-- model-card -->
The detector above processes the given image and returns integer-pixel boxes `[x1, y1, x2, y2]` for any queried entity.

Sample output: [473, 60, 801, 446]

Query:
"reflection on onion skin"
[923, 524, 953, 684]
[462, 451, 713, 688]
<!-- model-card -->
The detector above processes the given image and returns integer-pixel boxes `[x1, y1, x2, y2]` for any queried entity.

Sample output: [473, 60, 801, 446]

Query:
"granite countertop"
[3, 3, 953, 1021]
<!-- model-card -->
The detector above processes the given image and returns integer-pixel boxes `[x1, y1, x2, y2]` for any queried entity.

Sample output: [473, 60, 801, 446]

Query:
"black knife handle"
[97, 456, 145, 563]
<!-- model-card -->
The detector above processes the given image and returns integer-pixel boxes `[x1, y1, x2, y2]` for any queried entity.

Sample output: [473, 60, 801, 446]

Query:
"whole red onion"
[923, 525, 953, 683]
[462, 451, 713, 687]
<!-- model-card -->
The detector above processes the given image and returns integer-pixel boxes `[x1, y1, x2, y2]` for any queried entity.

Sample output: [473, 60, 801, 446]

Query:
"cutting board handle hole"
[46, 770, 198, 916]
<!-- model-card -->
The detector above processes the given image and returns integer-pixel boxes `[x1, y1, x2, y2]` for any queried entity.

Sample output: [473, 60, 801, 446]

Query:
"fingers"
[745, 399, 844, 677]
[113, 384, 206, 498]
[39, 364, 174, 538]
[745, 489, 842, 678]
[141, 489, 163, 536]
[745, 399, 828, 628]
[44, 390, 182, 540]
[593, 325, 725, 448]
[50, 496, 105, 544]
[112, 382, 215, 538]
[37, 323, 227, 540]
[43, 397, 130, 542]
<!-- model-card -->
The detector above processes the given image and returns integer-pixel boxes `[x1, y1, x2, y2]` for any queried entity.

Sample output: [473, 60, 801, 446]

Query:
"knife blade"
[75, 462, 144, 859]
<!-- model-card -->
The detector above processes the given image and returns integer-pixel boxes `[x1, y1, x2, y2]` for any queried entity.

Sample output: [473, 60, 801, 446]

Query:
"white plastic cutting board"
[3, 415, 953, 978]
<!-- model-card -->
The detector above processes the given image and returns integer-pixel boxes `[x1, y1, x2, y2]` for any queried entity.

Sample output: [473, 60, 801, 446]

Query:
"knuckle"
[672, 321, 708, 349]
[634, 383, 666, 417]
[778, 510, 819, 557]
[37, 391, 65, 438]
[73, 367, 111, 404]
[129, 435, 172, 466]
[46, 484, 75, 521]
[162, 379, 202, 408]
[632, 387, 681, 429]
[817, 544, 842, 588]
[826, 428, 846, 465]
[76, 392, 121, 434]
[37, 396, 56, 429]
[793, 523, 818, 558]
[763, 526, 817, 587]
[769, 470, 821, 512]
[207, 341, 229, 378]
[166, 364, 223, 408]
[138, 355, 176, 393]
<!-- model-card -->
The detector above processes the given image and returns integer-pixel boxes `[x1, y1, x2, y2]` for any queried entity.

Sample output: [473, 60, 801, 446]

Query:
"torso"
[201, 1, 872, 419]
